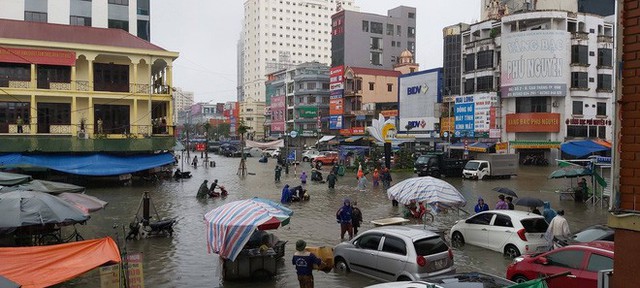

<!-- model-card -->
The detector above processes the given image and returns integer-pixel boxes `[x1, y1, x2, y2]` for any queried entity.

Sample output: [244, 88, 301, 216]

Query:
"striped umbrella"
[387, 176, 467, 207]
[204, 197, 293, 261]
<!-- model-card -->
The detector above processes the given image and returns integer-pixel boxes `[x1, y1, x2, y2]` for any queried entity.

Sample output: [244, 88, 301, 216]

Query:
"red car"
[506, 241, 614, 288]
[312, 152, 338, 166]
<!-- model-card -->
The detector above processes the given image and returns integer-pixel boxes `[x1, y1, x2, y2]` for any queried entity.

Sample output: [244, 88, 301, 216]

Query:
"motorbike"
[311, 169, 324, 182]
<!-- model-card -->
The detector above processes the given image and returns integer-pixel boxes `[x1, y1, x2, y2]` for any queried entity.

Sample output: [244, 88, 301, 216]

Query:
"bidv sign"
[407, 84, 429, 96]
[406, 119, 427, 129]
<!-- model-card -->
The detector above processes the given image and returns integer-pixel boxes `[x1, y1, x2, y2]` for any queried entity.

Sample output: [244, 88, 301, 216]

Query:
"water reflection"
[68, 155, 608, 287]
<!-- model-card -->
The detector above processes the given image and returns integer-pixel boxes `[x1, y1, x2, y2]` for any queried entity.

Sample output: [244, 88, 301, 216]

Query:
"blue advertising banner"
[454, 96, 475, 137]
[329, 115, 343, 130]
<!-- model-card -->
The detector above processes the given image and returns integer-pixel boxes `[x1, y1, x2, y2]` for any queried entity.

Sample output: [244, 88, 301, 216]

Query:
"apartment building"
[0, 0, 151, 41]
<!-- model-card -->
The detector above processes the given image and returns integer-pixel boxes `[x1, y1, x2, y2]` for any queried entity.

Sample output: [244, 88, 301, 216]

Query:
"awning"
[0, 153, 175, 176]
[592, 139, 612, 148]
[510, 140, 562, 149]
[318, 136, 336, 143]
[0, 237, 121, 288]
[344, 136, 364, 143]
[468, 142, 496, 153]
[561, 140, 610, 158]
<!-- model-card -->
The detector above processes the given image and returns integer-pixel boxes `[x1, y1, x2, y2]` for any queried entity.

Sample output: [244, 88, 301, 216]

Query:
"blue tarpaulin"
[0, 153, 175, 176]
[561, 140, 610, 158]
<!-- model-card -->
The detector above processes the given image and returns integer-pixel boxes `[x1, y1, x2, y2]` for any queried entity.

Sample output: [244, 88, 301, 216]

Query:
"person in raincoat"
[474, 197, 489, 213]
[495, 194, 509, 210]
[196, 180, 209, 198]
[327, 171, 338, 189]
[281, 184, 292, 204]
[543, 201, 557, 223]
[336, 198, 353, 240]
[300, 172, 308, 185]
[275, 165, 282, 182]
[357, 174, 367, 191]
[357, 165, 364, 180]
[372, 168, 380, 187]
[547, 210, 571, 239]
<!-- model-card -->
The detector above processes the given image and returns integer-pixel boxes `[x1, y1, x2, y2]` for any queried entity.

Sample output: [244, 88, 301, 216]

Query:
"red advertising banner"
[351, 127, 365, 135]
[489, 106, 496, 129]
[381, 110, 398, 118]
[330, 66, 344, 84]
[506, 113, 561, 133]
[340, 128, 352, 136]
[0, 47, 76, 66]
[330, 98, 343, 115]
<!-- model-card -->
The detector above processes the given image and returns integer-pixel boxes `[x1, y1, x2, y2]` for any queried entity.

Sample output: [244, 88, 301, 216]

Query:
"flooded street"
[70, 155, 609, 287]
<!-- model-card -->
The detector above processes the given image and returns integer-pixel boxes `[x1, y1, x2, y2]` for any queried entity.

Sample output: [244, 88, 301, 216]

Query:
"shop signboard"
[330, 66, 344, 91]
[340, 128, 352, 136]
[298, 106, 318, 118]
[489, 129, 501, 139]
[496, 142, 508, 153]
[270, 96, 286, 132]
[329, 115, 343, 130]
[473, 93, 497, 133]
[398, 68, 442, 133]
[351, 127, 365, 135]
[0, 47, 76, 66]
[454, 95, 475, 137]
[506, 113, 561, 132]
[501, 30, 571, 98]
[381, 110, 398, 118]
[440, 117, 455, 136]
[330, 97, 344, 115]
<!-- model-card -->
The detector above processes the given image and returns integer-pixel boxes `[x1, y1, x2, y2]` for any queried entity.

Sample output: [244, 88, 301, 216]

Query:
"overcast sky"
[151, 0, 481, 103]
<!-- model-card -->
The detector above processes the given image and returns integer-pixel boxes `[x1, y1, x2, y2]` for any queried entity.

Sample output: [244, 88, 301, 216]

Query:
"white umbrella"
[387, 176, 467, 207]
[58, 193, 108, 214]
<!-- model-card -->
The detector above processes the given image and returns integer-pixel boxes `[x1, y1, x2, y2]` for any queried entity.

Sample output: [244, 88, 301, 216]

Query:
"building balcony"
[344, 89, 361, 97]
[571, 32, 589, 41]
[1, 79, 169, 95]
[597, 35, 614, 43]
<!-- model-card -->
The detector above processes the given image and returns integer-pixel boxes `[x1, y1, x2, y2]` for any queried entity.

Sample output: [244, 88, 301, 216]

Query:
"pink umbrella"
[58, 193, 108, 214]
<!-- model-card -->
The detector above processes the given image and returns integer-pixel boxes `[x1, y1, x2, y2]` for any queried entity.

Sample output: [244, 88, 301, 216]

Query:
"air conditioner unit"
[78, 131, 88, 139]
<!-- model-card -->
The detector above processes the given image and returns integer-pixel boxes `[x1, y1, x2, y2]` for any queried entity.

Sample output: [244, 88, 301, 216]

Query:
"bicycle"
[36, 225, 84, 246]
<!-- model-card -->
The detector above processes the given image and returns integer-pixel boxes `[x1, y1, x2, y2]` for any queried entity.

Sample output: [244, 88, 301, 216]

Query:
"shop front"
[506, 113, 561, 165]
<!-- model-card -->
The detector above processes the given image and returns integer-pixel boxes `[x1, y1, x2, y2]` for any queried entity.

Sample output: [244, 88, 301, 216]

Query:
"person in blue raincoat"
[474, 197, 489, 213]
[281, 184, 292, 204]
[543, 201, 557, 223]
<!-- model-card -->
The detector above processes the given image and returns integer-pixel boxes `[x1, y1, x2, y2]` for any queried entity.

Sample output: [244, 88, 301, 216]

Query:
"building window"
[137, 0, 149, 15]
[137, 19, 150, 41]
[370, 52, 382, 66]
[362, 20, 369, 32]
[369, 82, 375, 90]
[94, 63, 130, 92]
[108, 0, 128, 5]
[370, 37, 382, 50]
[476, 76, 493, 92]
[571, 72, 588, 89]
[572, 101, 583, 115]
[408, 12, 415, 19]
[386, 24, 394, 36]
[0, 102, 30, 133]
[37, 103, 71, 133]
[407, 41, 415, 53]
[387, 83, 393, 92]
[597, 74, 612, 91]
[397, 25, 401, 36]
[70, 16, 91, 26]
[571, 45, 588, 65]
[597, 102, 606, 116]
[0, 63, 31, 85]
[306, 82, 317, 90]
[37, 65, 71, 89]
[25, 11, 47, 22]
[516, 97, 548, 113]
[408, 26, 416, 38]
[94, 104, 130, 134]
[108, 19, 129, 32]
[598, 126, 606, 138]
[476, 50, 494, 69]
[598, 48, 613, 67]
[371, 22, 383, 34]
[567, 125, 588, 137]
[464, 79, 474, 94]
[464, 54, 475, 72]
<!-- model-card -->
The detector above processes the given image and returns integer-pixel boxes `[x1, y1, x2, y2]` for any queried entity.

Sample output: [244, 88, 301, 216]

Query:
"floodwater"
[67, 154, 610, 287]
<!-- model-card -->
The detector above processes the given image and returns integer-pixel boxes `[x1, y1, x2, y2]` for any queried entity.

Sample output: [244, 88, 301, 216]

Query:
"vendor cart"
[223, 248, 278, 280]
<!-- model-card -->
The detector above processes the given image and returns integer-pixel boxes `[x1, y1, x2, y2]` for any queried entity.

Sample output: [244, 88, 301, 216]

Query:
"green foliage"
[395, 149, 415, 169]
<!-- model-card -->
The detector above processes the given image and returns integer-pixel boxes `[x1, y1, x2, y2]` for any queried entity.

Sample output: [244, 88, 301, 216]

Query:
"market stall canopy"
[560, 140, 610, 158]
[245, 139, 284, 149]
[343, 136, 364, 143]
[58, 193, 108, 214]
[0, 190, 89, 229]
[387, 176, 467, 207]
[0, 153, 175, 176]
[0, 172, 31, 186]
[317, 135, 336, 143]
[1, 179, 85, 194]
[205, 197, 293, 261]
[0, 237, 121, 288]
[548, 168, 592, 179]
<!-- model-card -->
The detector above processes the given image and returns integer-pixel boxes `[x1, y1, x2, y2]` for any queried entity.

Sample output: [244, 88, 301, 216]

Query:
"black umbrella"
[492, 187, 518, 198]
[514, 196, 545, 208]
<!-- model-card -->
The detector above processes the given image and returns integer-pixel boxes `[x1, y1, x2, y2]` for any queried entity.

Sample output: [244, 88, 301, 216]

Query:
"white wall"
[92, 0, 108, 28]
[0, 0, 26, 20]
[48, 0, 70, 24]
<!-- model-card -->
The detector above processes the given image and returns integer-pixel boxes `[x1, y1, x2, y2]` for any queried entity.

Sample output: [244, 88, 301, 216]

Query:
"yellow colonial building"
[0, 19, 178, 152]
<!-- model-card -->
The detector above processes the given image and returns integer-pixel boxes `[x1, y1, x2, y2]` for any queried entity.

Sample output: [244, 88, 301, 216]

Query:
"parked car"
[301, 149, 320, 162]
[263, 148, 280, 158]
[449, 210, 550, 258]
[312, 151, 339, 167]
[333, 226, 455, 282]
[554, 224, 614, 249]
[243, 147, 263, 158]
[506, 241, 614, 288]
[365, 272, 515, 288]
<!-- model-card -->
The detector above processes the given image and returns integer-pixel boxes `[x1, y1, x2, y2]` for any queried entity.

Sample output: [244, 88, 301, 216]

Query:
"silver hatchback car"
[334, 226, 455, 282]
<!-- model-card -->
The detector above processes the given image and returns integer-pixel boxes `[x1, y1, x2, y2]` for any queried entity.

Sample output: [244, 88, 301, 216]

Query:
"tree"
[237, 120, 252, 176]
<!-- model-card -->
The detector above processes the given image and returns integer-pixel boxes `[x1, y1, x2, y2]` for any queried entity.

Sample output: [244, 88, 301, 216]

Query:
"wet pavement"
[68, 154, 609, 287]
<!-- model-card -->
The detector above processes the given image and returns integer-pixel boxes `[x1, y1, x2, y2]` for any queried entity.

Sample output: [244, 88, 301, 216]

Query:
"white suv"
[449, 210, 549, 258]
[301, 149, 320, 162]
[334, 226, 455, 282]
[263, 148, 280, 158]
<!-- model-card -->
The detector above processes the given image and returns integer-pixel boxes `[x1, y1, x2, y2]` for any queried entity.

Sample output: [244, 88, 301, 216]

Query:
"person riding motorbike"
[311, 168, 323, 182]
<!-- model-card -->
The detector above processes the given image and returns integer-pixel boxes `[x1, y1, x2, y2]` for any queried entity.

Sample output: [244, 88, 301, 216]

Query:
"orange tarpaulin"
[593, 139, 612, 148]
[0, 237, 121, 288]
